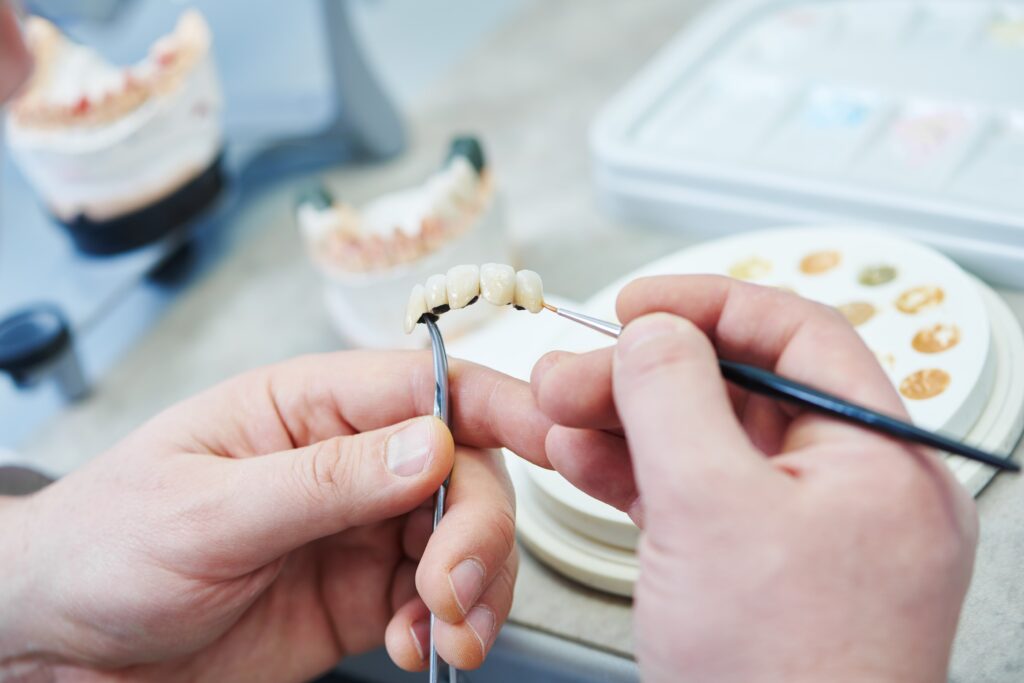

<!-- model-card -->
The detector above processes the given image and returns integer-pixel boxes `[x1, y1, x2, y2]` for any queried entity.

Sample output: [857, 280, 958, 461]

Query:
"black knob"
[0, 304, 88, 400]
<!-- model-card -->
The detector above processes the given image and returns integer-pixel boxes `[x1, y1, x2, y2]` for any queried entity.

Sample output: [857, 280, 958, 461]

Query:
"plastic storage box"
[591, 0, 1024, 287]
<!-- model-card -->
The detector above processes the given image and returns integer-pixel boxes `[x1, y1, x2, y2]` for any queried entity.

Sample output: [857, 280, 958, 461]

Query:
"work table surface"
[16, 2, 1024, 680]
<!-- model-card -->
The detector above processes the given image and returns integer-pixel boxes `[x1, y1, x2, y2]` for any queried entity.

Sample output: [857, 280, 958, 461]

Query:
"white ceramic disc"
[524, 459, 638, 551]
[946, 278, 1024, 495]
[509, 456, 638, 597]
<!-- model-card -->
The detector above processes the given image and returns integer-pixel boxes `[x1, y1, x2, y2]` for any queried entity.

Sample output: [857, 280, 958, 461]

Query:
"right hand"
[531, 275, 978, 683]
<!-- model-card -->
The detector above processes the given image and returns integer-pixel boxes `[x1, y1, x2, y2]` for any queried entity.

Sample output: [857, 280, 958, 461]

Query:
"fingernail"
[448, 558, 486, 615]
[410, 618, 430, 661]
[386, 418, 434, 477]
[466, 605, 496, 653]
[616, 313, 686, 359]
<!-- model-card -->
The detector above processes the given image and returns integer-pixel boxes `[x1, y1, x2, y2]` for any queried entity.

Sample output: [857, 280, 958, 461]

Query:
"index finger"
[156, 351, 553, 467]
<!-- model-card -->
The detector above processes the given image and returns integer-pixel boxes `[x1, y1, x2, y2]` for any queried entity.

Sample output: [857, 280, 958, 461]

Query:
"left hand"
[0, 351, 550, 682]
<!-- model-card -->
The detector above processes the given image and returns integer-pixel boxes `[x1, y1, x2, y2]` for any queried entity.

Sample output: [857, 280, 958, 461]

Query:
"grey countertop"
[13, 1, 1024, 680]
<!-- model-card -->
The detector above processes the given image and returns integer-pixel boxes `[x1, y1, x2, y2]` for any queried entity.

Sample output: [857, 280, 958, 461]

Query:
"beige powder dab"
[800, 250, 841, 275]
[728, 256, 773, 281]
[899, 368, 951, 400]
[837, 301, 876, 327]
[895, 285, 945, 314]
[912, 323, 961, 354]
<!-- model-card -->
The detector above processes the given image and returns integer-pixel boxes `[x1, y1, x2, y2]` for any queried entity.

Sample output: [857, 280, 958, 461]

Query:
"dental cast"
[404, 264, 544, 332]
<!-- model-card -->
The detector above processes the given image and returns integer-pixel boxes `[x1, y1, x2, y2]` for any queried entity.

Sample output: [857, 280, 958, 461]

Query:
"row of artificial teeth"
[405, 264, 543, 333]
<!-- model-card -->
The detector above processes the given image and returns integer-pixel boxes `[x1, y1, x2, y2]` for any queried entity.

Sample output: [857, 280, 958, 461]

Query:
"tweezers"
[423, 316, 458, 683]
[543, 304, 1019, 472]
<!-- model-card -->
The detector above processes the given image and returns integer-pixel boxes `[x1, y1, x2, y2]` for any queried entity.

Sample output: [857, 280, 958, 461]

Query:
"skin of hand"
[0, 351, 551, 682]
[531, 275, 978, 683]
[0, 1, 32, 103]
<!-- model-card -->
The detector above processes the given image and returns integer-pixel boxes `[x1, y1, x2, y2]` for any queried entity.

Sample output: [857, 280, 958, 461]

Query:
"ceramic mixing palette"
[468, 227, 1024, 597]
[592, 0, 1024, 287]
[573, 228, 997, 436]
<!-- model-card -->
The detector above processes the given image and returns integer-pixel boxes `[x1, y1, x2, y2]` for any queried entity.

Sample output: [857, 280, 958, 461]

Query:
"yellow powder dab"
[895, 285, 945, 314]
[800, 250, 841, 275]
[728, 256, 773, 281]
[899, 368, 951, 400]
[836, 301, 876, 327]
[912, 323, 961, 354]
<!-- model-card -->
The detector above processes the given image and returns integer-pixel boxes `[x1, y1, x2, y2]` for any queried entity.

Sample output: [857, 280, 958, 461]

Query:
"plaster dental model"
[405, 263, 543, 333]
[5, 10, 225, 254]
[297, 136, 493, 275]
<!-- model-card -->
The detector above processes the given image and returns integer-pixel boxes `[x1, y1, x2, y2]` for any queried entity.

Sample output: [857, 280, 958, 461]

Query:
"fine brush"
[541, 302, 1020, 473]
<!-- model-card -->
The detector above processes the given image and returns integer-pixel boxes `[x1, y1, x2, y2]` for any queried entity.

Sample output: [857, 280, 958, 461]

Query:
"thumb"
[612, 313, 761, 513]
[207, 416, 453, 566]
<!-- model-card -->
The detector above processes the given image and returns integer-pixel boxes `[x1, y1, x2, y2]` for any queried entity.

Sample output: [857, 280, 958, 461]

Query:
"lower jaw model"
[5, 10, 225, 254]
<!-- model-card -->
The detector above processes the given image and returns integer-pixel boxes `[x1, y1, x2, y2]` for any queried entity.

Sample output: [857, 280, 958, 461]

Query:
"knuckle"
[620, 319, 709, 379]
[296, 437, 361, 504]
[811, 299, 862, 339]
[497, 559, 517, 599]
[486, 505, 518, 558]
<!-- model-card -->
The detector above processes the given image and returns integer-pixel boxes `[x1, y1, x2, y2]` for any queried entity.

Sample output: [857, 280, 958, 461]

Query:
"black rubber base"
[59, 152, 226, 256]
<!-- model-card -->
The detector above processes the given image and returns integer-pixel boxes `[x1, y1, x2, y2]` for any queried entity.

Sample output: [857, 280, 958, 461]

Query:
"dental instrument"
[423, 315, 458, 683]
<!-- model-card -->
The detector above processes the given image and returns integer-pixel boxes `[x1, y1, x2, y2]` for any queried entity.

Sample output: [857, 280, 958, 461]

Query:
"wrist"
[0, 495, 56, 674]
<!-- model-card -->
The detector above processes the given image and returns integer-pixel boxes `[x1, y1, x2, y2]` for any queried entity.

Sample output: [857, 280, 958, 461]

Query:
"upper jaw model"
[5, 10, 225, 254]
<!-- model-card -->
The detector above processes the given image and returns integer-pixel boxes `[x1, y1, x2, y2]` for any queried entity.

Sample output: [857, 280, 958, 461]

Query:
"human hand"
[0, 351, 550, 682]
[531, 276, 977, 683]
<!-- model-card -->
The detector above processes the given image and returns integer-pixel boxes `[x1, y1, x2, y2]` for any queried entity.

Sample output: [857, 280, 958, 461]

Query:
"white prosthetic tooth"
[425, 274, 449, 312]
[404, 284, 428, 334]
[479, 263, 515, 306]
[446, 264, 480, 310]
[514, 270, 543, 313]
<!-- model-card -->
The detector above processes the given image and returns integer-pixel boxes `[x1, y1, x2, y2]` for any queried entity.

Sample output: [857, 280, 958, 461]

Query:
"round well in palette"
[895, 285, 946, 314]
[728, 255, 772, 280]
[899, 368, 952, 400]
[913, 323, 961, 353]
[837, 301, 876, 326]
[800, 249, 841, 274]
[859, 264, 898, 286]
